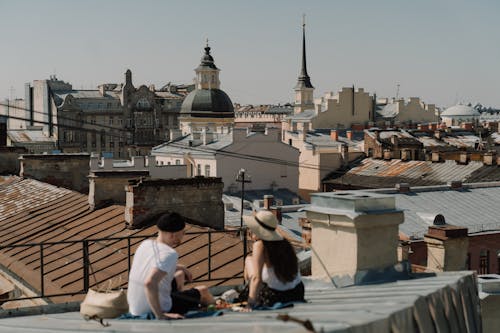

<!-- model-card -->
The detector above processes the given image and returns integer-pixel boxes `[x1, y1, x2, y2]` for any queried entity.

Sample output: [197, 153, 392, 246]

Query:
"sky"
[1, 0, 499, 109]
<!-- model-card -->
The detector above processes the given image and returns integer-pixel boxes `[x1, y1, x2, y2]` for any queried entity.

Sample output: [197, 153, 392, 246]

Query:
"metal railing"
[0, 229, 248, 303]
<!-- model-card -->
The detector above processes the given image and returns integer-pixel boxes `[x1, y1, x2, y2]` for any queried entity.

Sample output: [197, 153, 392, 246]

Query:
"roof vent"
[433, 214, 446, 226]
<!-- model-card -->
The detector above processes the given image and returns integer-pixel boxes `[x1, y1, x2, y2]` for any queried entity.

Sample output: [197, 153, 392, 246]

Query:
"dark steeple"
[198, 39, 218, 70]
[295, 16, 314, 89]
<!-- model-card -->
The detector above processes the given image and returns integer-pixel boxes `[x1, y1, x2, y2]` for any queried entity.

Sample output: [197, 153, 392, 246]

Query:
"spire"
[199, 39, 218, 70]
[295, 14, 313, 89]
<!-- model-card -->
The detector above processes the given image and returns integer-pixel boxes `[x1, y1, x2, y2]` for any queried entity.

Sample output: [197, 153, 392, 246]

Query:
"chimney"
[434, 130, 443, 140]
[459, 151, 468, 164]
[401, 149, 411, 161]
[305, 191, 404, 285]
[383, 149, 392, 160]
[483, 151, 496, 166]
[424, 214, 468, 272]
[449, 180, 463, 190]
[432, 151, 441, 163]
[330, 129, 338, 141]
[398, 240, 411, 262]
[271, 206, 282, 224]
[263, 194, 274, 210]
[299, 217, 311, 244]
[396, 183, 410, 193]
[346, 130, 353, 140]
[125, 178, 224, 230]
[391, 134, 399, 147]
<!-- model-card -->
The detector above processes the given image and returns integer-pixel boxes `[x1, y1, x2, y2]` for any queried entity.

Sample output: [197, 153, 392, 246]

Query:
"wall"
[125, 178, 224, 229]
[0, 147, 26, 175]
[219, 128, 299, 192]
[19, 154, 90, 193]
[312, 87, 373, 129]
[396, 97, 437, 124]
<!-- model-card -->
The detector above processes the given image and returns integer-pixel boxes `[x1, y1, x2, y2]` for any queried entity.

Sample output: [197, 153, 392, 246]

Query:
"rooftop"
[0, 271, 479, 332]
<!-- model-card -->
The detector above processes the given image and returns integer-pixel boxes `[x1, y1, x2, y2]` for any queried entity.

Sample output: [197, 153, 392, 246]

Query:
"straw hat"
[243, 210, 283, 241]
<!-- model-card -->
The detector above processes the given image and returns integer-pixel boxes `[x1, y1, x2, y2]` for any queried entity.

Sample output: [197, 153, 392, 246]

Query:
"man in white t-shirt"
[127, 212, 214, 319]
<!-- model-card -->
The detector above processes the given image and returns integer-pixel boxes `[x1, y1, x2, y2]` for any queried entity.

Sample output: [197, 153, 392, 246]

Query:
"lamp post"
[235, 168, 251, 229]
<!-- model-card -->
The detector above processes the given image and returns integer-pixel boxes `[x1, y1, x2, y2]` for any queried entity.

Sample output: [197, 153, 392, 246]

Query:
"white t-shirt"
[127, 239, 178, 315]
[262, 265, 301, 291]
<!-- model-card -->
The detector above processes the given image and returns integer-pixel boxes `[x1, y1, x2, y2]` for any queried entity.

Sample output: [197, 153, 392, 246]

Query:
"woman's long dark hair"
[262, 239, 298, 283]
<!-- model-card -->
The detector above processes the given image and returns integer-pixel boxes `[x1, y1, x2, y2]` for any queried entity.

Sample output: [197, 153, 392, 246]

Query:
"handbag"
[80, 288, 129, 319]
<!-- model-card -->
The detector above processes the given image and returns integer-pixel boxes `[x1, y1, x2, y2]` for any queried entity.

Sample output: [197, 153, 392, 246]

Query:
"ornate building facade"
[15, 73, 193, 157]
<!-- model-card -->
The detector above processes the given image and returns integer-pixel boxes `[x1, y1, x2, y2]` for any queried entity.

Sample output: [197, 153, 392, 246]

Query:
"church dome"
[441, 104, 480, 117]
[180, 88, 234, 118]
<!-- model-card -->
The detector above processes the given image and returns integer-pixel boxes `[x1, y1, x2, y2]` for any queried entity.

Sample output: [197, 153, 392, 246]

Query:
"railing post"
[127, 237, 131, 275]
[83, 240, 89, 292]
[243, 226, 248, 272]
[207, 231, 212, 281]
[39, 244, 44, 297]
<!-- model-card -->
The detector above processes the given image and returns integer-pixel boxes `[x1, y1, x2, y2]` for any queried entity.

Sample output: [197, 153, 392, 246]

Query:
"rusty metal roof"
[0, 176, 244, 306]
[324, 159, 500, 188]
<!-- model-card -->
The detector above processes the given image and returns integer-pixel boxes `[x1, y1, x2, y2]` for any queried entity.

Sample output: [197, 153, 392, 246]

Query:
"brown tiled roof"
[0, 176, 244, 305]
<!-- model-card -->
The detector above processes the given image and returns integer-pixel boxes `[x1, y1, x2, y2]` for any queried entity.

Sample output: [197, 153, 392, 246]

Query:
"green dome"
[180, 89, 234, 118]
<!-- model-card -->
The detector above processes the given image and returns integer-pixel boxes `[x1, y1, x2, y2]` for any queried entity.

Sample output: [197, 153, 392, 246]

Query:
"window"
[205, 165, 210, 177]
[479, 250, 489, 274]
[110, 142, 114, 148]
[197, 164, 201, 176]
[175, 159, 180, 165]
[136, 98, 151, 109]
[109, 117, 113, 125]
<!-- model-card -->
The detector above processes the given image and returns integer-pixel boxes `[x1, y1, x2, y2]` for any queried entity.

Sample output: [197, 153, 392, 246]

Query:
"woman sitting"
[240, 210, 305, 309]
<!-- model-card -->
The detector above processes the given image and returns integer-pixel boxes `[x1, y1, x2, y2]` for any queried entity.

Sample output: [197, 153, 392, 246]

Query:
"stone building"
[7, 74, 193, 158]
[376, 97, 438, 126]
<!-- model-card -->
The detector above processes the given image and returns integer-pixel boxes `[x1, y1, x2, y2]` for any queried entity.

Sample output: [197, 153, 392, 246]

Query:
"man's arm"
[144, 267, 168, 319]
[176, 264, 193, 282]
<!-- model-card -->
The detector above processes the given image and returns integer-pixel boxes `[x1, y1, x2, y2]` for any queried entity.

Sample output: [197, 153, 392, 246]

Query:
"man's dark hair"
[156, 212, 186, 232]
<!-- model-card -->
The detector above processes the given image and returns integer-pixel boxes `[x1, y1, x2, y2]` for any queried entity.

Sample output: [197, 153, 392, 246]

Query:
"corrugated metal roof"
[0, 271, 479, 333]
[325, 159, 499, 188]
[7, 131, 57, 143]
[0, 176, 244, 306]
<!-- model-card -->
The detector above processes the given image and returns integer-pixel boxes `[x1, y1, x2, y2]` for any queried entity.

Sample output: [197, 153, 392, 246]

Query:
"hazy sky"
[1, 0, 499, 108]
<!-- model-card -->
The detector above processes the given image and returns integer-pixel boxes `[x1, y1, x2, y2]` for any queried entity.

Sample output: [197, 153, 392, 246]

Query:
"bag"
[80, 288, 129, 323]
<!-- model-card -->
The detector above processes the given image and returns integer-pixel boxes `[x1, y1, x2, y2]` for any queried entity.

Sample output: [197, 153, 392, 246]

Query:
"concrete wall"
[19, 153, 90, 193]
[219, 128, 299, 192]
[312, 87, 373, 129]
[125, 177, 224, 230]
[0, 147, 26, 175]
[396, 97, 438, 123]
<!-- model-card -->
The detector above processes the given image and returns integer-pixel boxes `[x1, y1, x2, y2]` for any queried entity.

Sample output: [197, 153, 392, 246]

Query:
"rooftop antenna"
[395, 83, 400, 100]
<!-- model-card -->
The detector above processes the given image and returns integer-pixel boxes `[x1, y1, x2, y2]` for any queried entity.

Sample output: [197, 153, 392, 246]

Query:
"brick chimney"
[330, 129, 338, 141]
[459, 151, 468, 164]
[424, 214, 468, 272]
[125, 178, 224, 229]
[346, 130, 353, 140]
[305, 191, 404, 284]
